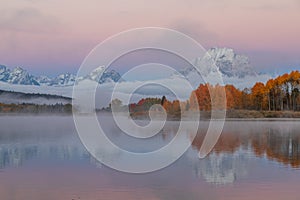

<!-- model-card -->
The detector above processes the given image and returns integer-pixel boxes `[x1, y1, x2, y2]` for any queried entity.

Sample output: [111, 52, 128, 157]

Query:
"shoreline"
[224, 118, 300, 121]
[1, 112, 300, 121]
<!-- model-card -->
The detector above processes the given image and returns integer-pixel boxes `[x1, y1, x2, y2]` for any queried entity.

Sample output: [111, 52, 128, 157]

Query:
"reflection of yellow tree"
[250, 132, 300, 168]
[190, 128, 300, 169]
[191, 130, 242, 154]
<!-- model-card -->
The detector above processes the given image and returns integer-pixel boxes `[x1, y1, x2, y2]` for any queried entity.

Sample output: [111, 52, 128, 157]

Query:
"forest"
[0, 103, 72, 114]
[1, 71, 299, 116]
[190, 70, 300, 111]
[129, 71, 300, 116]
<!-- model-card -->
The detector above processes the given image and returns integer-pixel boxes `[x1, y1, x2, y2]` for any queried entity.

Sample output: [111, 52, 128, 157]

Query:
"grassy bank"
[130, 110, 300, 119]
[225, 110, 300, 118]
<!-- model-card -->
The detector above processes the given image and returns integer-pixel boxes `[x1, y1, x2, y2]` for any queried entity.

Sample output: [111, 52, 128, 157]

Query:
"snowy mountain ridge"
[178, 47, 271, 88]
[181, 47, 258, 78]
[0, 65, 39, 85]
[0, 48, 273, 106]
[0, 65, 122, 86]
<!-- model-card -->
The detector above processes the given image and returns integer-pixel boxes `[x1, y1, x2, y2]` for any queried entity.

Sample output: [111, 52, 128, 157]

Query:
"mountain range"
[0, 47, 273, 106]
[0, 47, 268, 88]
[189, 47, 257, 78]
[0, 65, 122, 86]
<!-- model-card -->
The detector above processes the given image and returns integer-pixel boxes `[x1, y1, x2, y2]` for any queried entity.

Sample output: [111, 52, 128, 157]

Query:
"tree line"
[189, 70, 300, 111]
[0, 103, 72, 114]
[129, 70, 300, 113]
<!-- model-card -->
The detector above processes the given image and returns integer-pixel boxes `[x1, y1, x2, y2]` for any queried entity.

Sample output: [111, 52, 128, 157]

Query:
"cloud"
[0, 7, 61, 33]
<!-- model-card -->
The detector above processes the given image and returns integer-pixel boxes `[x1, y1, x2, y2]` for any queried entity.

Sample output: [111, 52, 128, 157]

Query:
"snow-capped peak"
[86, 66, 122, 83]
[51, 73, 76, 86]
[36, 75, 52, 85]
[192, 47, 257, 78]
[0, 65, 10, 81]
[180, 47, 270, 89]
[87, 66, 106, 81]
[0, 64, 122, 87]
[0, 66, 40, 85]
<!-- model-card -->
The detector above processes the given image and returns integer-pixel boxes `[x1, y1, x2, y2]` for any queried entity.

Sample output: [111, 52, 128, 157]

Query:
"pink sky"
[0, 0, 299, 75]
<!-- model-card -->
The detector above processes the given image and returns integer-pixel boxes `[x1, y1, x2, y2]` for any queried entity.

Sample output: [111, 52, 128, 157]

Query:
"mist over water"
[0, 115, 300, 200]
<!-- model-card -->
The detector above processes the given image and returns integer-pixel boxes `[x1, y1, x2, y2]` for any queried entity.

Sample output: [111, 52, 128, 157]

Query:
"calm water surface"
[0, 116, 299, 200]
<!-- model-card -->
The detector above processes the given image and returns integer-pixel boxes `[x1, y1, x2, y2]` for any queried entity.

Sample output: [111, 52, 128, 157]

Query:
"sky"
[0, 0, 299, 76]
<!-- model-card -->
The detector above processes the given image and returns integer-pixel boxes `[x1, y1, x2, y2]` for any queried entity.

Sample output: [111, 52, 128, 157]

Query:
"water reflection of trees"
[251, 128, 300, 168]
[191, 124, 300, 169]
[190, 130, 249, 185]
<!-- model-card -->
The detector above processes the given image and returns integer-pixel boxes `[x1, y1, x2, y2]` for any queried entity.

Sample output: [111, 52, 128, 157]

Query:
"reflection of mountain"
[197, 150, 249, 185]
[0, 132, 89, 169]
[0, 143, 88, 168]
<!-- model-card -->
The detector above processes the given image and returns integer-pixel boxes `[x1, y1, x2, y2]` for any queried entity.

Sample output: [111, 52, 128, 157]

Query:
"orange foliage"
[188, 70, 300, 111]
[132, 70, 300, 113]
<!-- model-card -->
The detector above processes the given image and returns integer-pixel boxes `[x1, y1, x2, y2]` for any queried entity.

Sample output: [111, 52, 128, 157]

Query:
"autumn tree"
[131, 70, 300, 113]
[251, 82, 267, 110]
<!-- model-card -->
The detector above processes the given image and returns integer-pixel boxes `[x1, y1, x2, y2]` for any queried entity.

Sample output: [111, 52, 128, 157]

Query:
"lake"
[0, 116, 299, 200]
